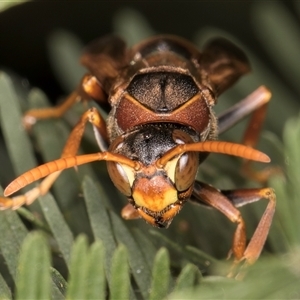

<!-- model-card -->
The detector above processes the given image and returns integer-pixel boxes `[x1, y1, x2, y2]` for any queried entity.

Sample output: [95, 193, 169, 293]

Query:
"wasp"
[0, 35, 275, 269]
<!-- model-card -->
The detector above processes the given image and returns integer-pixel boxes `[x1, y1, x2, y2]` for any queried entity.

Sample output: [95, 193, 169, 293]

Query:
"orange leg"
[23, 74, 108, 128]
[191, 181, 276, 275]
[218, 86, 271, 135]
[241, 96, 275, 182]
[121, 203, 141, 220]
[0, 108, 108, 209]
[221, 187, 276, 263]
[218, 86, 279, 182]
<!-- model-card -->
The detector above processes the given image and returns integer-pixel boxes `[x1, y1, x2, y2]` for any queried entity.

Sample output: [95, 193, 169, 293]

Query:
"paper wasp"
[0, 35, 275, 270]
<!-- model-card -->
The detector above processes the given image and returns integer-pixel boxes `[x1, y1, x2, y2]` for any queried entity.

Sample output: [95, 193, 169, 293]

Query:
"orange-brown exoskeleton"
[0, 35, 275, 273]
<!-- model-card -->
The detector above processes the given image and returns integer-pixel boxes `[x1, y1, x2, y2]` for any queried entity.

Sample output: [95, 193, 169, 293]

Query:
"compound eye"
[175, 152, 198, 191]
[171, 129, 198, 192]
[107, 162, 132, 197]
[107, 136, 134, 197]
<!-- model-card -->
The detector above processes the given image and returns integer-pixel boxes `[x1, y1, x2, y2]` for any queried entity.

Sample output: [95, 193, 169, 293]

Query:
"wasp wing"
[201, 38, 250, 95]
[80, 35, 128, 92]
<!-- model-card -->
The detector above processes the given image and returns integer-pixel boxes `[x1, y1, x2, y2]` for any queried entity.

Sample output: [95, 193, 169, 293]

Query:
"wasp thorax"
[106, 124, 200, 227]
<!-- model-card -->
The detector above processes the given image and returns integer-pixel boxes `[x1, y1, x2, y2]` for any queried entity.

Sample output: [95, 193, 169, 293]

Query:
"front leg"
[191, 181, 276, 275]
[0, 108, 108, 209]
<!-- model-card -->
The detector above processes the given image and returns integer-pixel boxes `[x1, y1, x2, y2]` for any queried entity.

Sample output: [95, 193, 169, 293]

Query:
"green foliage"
[110, 244, 130, 300]
[1, 3, 300, 299]
[149, 248, 170, 300]
[15, 233, 51, 300]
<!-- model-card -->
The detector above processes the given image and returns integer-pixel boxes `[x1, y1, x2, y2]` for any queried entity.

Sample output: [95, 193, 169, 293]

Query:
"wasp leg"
[0, 108, 108, 209]
[220, 187, 276, 263]
[218, 86, 271, 134]
[191, 181, 276, 276]
[121, 203, 141, 220]
[239, 89, 277, 182]
[62, 107, 108, 153]
[23, 74, 108, 128]
[218, 86, 279, 182]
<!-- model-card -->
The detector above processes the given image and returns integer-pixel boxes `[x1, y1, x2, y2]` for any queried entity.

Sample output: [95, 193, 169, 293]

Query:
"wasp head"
[107, 124, 200, 228]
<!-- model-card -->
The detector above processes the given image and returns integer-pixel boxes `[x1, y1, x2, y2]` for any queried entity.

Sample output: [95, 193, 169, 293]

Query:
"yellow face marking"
[132, 175, 178, 212]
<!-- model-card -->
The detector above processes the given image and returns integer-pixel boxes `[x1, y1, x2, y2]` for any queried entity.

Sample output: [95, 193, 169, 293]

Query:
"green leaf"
[184, 245, 223, 271]
[38, 193, 74, 266]
[0, 207, 28, 280]
[0, 73, 36, 179]
[270, 114, 300, 247]
[15, 232, 51, 300]
[110, 210, 152, 299]
[85, 241, 106, 300]
[50, 267, 67, 299]
[82, 176, 117, 282]
[66, 235, 89, 300]
[0, 272, 12, 300]
[132, 228, 157, 269]
[65, 237, 108, 300]
[149, 248, 170, 300]
[149, 230, 220, 271]
[110, 244, 130, 300]
[173, 263, 201, 294]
